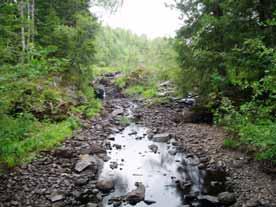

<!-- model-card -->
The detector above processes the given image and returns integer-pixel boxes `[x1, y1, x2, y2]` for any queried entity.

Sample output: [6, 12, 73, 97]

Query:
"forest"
[174, 0, 276, 162]
[0, 0, 275, 176]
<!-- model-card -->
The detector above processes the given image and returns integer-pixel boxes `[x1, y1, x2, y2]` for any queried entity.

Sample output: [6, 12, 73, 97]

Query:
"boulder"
[74, 154, 98, 173]
[127, 182, 145, 205]
[96, 179, 114, 193]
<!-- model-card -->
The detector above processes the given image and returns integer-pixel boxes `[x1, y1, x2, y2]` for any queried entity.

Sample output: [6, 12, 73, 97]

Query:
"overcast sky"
[92, 0, 182, 39]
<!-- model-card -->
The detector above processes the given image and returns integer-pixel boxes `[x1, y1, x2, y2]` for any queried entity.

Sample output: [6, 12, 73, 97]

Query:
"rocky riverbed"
[0, 76, 275, 207]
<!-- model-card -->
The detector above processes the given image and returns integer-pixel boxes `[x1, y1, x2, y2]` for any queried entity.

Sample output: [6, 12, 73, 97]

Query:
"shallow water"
[99, 124, 208, 207]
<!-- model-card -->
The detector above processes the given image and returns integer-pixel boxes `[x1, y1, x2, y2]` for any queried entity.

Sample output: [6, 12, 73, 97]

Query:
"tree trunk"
[19, 0, 26, 60]
[31, 0, 35, 44]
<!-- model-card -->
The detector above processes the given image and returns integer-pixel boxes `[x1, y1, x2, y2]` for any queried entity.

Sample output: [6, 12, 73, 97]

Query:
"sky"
[91, 0, 182, 39]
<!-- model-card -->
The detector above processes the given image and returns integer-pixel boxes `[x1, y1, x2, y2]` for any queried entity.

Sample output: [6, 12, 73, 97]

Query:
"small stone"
[152, 133, 171, 142]
[113, 144, 122, 150]
[113, 201, 122, 207]
[87, 203, 97, 207]
[110, 161, 118, 169]
[148, 144, 158, 153]
[144, 200, 156, 205]
[218, 192, 236, 205]
[49, 193, 64, 202]
[168, 150, 177, 156]
[90, 143, 106, 154]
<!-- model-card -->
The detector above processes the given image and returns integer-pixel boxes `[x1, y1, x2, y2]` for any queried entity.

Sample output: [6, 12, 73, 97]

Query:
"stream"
[98, 101, 226, 207]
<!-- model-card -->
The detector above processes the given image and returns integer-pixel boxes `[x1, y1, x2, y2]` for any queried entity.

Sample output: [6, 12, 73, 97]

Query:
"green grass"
[72, 99, 102, 118]
[238, 120, 276, 162]
[0, 115, 79, 167]
[223, 138, 240, 150]
[125, 85, 157, 99]
[114, 75, 128, 89]
[93, 66, 121, 77]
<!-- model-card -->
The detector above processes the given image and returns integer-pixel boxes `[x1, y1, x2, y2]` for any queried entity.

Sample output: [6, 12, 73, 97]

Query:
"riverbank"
[0, 75, 275, 207]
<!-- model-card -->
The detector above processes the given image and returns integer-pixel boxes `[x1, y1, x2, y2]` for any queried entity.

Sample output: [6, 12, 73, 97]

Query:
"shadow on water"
[99, 122, 226, 207]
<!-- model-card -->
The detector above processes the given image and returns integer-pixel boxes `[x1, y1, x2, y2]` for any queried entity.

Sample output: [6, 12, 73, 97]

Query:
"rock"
[148, 144, 158, 153]
[113, 144, 122, 150]
[110, 161, 118, 169]
[144, 200, 156, 205]
[176, 180, 192, 193]
[179, 98, 196, 106]
[49, 193, 64, 202]
[198, 195, 219, 205]
[94, 84, 105, 99]
[75, 154, 98, 173]
[218, 192, 236, 205]
[168, 150, 177, 156]
[128, 131, 138, 135]
[112, 108, 124, 117]
[96, 179, 114, 192]
[152, 133, 171, 142]
[108, 135, 115, 141]
[90, 144, 106, 154]
[53, 148, 74, 158]
[110, 127, 120, 133]
[75, 177, 89, 186]
[126, 182, 145, 205]
[87, 203, 97, 207]
[113, 201, 122, 207]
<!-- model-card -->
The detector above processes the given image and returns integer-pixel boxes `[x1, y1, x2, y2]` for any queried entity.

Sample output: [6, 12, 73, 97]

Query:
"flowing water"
[97, 100, 226, 207]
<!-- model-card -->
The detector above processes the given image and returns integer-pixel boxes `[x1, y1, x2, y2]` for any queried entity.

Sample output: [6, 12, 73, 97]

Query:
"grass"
[125, 85, 158, 99]
[221, 114, 276, 163]
[238, 120, 276, 162]
[114, 75, 128, 89]
[93, 66, 121, 77]
[0, 115, 79, 167]
[223, 138, 240, 150]
[72, 99, 102, 118]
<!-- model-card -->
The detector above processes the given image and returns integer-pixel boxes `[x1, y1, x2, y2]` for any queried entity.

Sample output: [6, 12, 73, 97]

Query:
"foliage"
[95, 26, 180, 77]
[223, 138, 240, 150]
[95, 26, 181, 100]
[174, 0, 276, 162]
[0, 115, 78, 167]
[0, 0, 122, 167]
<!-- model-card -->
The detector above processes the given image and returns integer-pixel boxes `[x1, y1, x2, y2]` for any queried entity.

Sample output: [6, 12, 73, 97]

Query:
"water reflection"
[99, 124, 207, 207]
